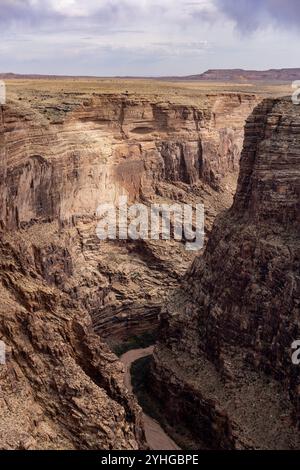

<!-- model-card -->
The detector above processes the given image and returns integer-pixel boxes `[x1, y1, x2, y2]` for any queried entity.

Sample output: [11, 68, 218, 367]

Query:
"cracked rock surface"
[152, 98, 300, 450]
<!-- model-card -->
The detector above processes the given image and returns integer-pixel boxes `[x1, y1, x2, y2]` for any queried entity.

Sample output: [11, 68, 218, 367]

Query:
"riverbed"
[120, 346, 180, 451]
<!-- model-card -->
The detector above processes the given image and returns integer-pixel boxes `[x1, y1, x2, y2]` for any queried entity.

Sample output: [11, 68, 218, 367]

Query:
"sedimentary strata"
[0, 90, 258, 449]
[152, 98, 300, 450]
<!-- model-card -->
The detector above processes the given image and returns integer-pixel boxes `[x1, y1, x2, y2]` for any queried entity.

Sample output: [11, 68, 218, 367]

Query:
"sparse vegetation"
[5, 78, 290, 114]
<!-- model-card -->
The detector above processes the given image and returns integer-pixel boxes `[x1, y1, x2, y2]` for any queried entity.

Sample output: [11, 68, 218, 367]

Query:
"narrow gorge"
[1, 87, 298, 450]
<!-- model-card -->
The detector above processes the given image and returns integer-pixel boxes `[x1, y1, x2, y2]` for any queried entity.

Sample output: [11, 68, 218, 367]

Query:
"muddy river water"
[120, 346, 180, 451]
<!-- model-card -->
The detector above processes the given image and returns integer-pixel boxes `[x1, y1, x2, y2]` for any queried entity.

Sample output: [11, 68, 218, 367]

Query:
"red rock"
[152, 98, 300, 450]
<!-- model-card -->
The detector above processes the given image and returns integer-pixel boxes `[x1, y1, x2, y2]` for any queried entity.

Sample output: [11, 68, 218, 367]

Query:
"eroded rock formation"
[152, 97, 300, 450]
[0, 93, 258, 343]
[1, 93, 257, 228]
[0, 90, 258, 449]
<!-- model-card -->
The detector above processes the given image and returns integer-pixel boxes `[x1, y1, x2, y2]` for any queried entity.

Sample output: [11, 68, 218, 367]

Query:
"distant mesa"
[1, 68, 300, 82]
[182, 68, 300, 82]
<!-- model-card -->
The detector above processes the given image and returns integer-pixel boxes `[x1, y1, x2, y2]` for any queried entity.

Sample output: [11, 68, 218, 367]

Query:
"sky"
[0, 0, 299, 76]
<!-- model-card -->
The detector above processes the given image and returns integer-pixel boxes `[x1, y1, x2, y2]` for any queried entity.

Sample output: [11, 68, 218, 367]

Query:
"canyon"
[151, 97, 300, 450]
[120, 346, 179, 451]
[0, 86, 259, 348]
[0, 79, 298, 450]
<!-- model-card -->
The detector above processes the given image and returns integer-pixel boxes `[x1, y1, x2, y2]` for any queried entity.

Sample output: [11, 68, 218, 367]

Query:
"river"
[120, 346, 180, 451]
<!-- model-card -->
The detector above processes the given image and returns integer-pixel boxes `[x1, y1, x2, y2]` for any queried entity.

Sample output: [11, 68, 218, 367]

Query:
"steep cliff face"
[0, 91, 258, 449]
[0, 93, 259, 344]
[152, 98, 300, 450]
[0, 233, 145, 450]
[1, 93, 256, 229]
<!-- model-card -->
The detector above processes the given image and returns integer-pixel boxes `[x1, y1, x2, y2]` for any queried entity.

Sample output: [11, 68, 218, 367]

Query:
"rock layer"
[0, 233, 145, 450]
[0, 92, 259, 343]
[0, 93, 257, 229]
[152, 98, 300, 450]
[0, 90, 259, 449]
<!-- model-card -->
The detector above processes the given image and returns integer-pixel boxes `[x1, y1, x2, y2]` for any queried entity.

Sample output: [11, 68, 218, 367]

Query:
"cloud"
[0, 1, 132, 30]
[0, 0, 62, 26]
[1, 1, 300, 33]
[0, 1, 299, 75]
[0, 1, 215, 29]
[215, 0, 300, 33]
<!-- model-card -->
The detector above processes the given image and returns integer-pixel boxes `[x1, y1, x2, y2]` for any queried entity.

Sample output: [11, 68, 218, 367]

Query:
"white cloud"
[0, 0, 299, 75]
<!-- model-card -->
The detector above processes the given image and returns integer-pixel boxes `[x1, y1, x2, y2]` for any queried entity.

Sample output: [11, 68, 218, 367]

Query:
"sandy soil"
[120, 346, 180, 451]
[5, 78, 290, 110]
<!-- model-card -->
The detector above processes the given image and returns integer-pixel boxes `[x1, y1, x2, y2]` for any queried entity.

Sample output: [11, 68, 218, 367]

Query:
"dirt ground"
[5, 77, 291, 109]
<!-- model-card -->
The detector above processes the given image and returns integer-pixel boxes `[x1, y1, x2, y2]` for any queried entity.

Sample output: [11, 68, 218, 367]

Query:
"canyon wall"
[1, 93, 256, 230]
[151, 97, 300, 450]
[0, 235, 145, 450]
[0, 91, 258, 449]
[0, 93, 259, 344]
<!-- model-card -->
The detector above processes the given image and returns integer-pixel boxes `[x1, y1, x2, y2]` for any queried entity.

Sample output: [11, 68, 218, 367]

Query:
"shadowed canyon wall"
[151, 97, 300, 450]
